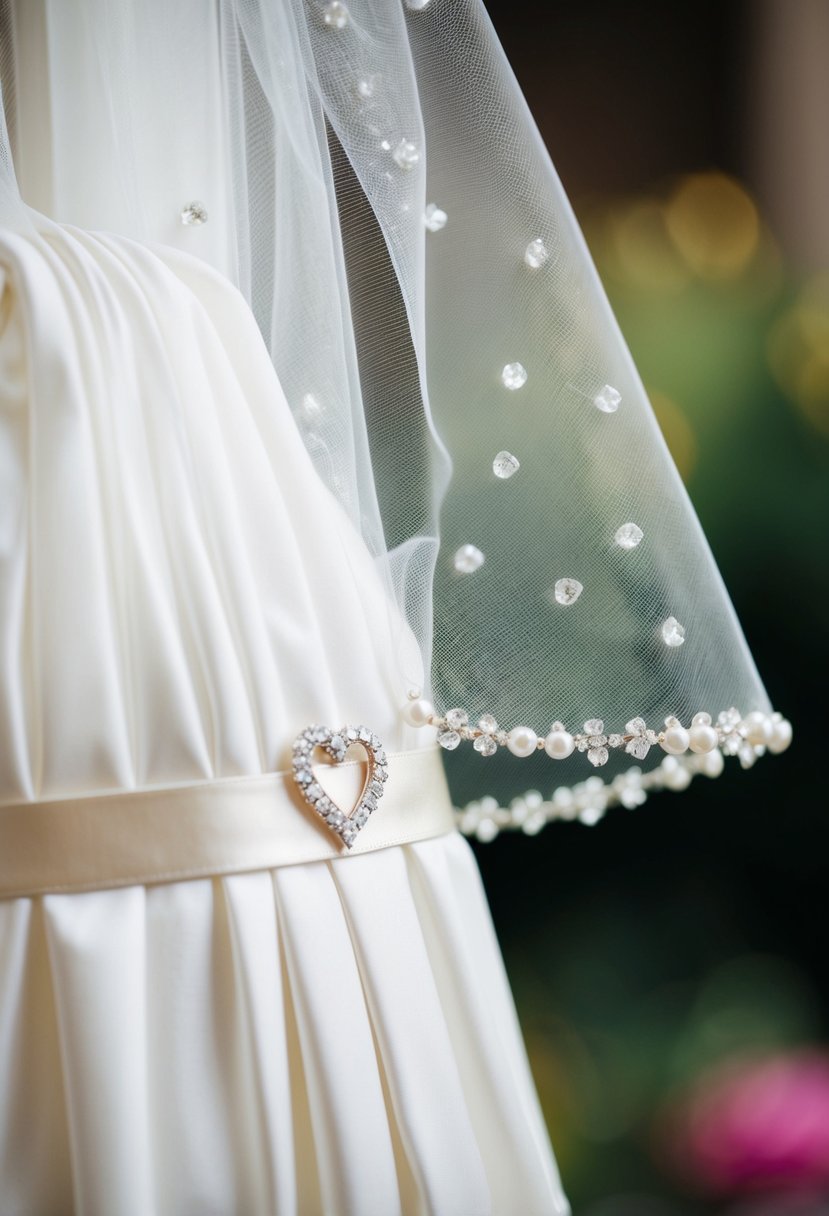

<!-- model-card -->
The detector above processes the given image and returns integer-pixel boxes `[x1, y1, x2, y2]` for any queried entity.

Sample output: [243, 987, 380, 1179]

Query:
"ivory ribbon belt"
[0, 747, 454, 898]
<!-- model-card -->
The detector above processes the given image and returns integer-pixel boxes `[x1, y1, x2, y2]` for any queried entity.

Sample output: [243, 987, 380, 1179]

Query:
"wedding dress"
[0, 6, 568, 1213]
[0, 218, 565, 1214]
[0, 0, 788, 1213]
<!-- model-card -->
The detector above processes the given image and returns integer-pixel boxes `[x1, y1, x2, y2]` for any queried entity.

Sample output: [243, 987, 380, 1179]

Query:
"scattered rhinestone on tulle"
[424, 203, 448, 231]
[593, 384, 622, 413]
[501, 362, 528, 390]
[299, 392, 323, 420]
[180, 201, 208, 226]
[553, 577, 583, 605]
[323, 1, 349, 27]
[615, 522, 644, 550]
[492, 451, 520, 479]
[661, 616, 686, 647]
[524, 238, 549, 269]
[392, 138, 420, 169]
[453, 544, 485, 574]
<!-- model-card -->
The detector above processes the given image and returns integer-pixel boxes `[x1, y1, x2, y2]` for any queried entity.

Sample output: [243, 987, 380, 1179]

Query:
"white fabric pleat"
[0, 837, 568, 1216]
[0, 224, 568, 1213]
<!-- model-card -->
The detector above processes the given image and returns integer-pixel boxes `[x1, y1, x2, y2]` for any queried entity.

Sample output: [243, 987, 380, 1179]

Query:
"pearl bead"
[700, 748, 724, 778]
[323, 1, 349, 28]
[688, 724, 718, 754]
[661, 725, 690, 755]
[662, 758, 692, 790]
[545, 729, 575, 759]
[742, 711, 771, 746]
[402, 697, 433, 727]
[507, 726, 538, 758]
[692, 711, 712, 727]
[767, 718, 793, 754]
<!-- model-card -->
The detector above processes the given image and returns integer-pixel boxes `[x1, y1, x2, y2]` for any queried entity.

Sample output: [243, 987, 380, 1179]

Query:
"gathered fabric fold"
[0, 833, 568, 1216]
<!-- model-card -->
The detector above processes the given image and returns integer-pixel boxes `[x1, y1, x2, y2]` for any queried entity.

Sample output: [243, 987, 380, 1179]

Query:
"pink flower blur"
[664, 1051, 829, 1194]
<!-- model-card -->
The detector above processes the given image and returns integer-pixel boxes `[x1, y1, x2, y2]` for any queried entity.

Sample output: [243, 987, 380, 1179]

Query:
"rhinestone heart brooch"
[291, 724, 388, 849]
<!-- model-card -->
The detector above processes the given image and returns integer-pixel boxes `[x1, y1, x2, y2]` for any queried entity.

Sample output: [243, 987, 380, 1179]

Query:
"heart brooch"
[291, 724, 389, 849]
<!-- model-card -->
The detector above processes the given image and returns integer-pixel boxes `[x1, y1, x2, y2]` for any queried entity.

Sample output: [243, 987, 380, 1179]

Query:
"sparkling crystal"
[721, 733, 742, 756]
[392, 138, 420, 169]
[358, 727, 371, 742]
[583, 719, 604, 736]
[626, 737, 651, 760]
[306, 783, 322, 802]
[625, 717, 647, 736]
[587, 747, 609, 768]
[445, 708, 468, 730]
[492, 451, 520, 479]
[718, 707, 742, 731]
[661, 616, 686, 647]
[478, 714, 498, 734]
[474, 734, 498, 757]
[357, 76, 376, 99]
[453, 544, 485, 574]
[594, 384, 621, 413]
[323, 1, 349, 28]
[524, 238, 549, 269]
[607, 734, 623, 747]
[554, 578, 583, 606]
[299, 393, 323, 422]
[438, 729, 461, 751]
[501, 362, 528, 390]
[424, 203, 448, 231]
[405, 0, 431, 8]
[180, 201, 208, 226]
[615, 522, 643, 550]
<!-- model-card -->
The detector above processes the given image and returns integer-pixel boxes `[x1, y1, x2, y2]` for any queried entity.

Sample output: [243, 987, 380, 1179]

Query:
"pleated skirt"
[0, 832, 569, 1216]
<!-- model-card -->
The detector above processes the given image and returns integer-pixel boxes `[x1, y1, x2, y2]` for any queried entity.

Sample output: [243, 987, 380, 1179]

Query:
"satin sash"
[0, 748, 455, 898]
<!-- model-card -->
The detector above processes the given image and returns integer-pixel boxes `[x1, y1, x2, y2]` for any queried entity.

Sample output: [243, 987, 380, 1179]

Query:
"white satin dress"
[0, 217, 569, 1213]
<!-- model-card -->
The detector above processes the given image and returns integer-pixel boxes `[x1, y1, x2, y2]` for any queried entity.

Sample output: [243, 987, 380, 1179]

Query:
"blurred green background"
[476, 2, 829, 1212]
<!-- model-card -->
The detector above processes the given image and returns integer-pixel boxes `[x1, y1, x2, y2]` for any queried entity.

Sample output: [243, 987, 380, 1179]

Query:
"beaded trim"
[453, 744, 777, 839]
[400, 698, 792, 836]
[401, 699, 791, 770]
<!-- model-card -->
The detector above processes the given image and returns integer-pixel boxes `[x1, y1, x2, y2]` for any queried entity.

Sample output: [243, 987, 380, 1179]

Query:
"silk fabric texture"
[0, 224, 569, 1214]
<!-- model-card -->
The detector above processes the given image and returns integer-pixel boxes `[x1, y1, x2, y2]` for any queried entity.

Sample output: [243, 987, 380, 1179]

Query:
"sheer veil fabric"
[1, 0, 777, 814]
